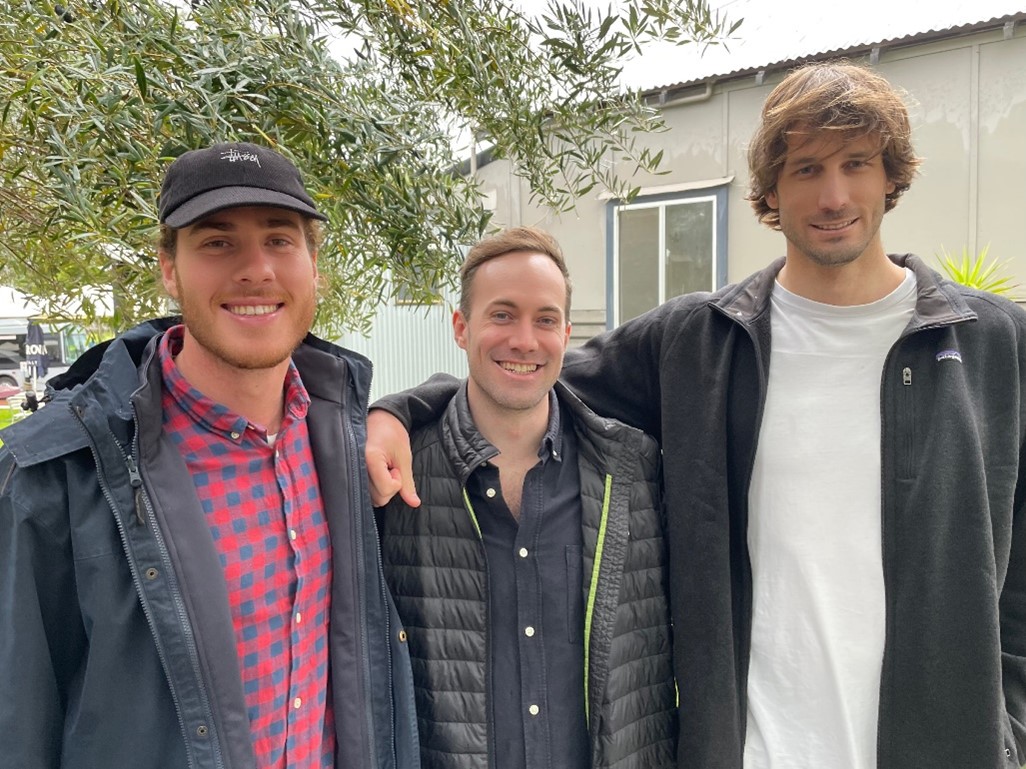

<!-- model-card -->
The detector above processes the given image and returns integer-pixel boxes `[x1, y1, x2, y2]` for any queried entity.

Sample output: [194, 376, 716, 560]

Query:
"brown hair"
[459, 227, 572, 317]
[157, 216, 324, 258]
[747, 60, 922, 228]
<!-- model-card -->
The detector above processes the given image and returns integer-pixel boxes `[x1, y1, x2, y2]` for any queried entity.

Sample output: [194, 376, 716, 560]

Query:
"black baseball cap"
[158, 141, 328, 227]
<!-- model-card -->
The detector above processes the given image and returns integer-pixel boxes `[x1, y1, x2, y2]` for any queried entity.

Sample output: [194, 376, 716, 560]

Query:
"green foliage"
[0, 0, 736, 335]
[936, 245, 1021, 299]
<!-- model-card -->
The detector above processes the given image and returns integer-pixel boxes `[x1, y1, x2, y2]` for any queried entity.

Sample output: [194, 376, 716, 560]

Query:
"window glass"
[614, 191, 720, 325]
[617, 207, 660, 323]
[666, 200, 714, 298]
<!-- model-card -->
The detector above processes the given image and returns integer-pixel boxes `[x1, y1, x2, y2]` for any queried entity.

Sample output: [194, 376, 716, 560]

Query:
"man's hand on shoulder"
[366, 409, 420, 508]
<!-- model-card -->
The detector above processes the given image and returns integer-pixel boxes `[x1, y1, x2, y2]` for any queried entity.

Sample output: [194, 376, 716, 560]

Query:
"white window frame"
[610, 182, 727, 326]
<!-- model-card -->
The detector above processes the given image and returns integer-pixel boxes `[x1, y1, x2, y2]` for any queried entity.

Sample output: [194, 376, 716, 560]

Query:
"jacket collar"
[2, 318, 371, 467]
[440, 382, 500, 485]
[439, 379, 639, 485]
[441, 382, 566, 484]
[713, 253, 977, 330]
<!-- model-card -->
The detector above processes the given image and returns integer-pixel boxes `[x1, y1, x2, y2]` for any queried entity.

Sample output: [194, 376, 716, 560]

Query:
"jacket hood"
[47, 318, 179, 394]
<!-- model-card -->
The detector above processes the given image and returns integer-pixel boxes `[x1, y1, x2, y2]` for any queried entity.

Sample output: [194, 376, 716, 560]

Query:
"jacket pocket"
[566, 545, 583, 645]
[898, 364, 916, 479]
[1001, 714, 1022, 766]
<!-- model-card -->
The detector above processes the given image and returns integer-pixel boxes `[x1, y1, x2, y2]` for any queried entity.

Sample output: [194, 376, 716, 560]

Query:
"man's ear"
[765, 189, 779, 210]
[452, 309, 468, 350]
[158, 250, 179, 300]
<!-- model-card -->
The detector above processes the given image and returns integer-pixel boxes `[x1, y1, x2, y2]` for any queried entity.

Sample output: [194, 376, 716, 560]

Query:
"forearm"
[371, 372, 461, 430]
[560, 312, 666, 440]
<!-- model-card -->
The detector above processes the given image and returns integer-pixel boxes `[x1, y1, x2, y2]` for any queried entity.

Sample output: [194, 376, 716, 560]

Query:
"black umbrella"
[25, 320, 48, 379]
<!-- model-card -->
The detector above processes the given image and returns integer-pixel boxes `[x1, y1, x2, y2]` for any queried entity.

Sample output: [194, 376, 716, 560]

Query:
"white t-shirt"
[743, 270, 916, 769]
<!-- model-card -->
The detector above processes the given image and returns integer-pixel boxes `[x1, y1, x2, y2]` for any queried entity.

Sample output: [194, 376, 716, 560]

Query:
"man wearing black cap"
[0, 142, 419, 769]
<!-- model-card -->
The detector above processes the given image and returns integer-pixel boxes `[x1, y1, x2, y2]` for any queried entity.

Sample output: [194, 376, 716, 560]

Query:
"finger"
[367, 450, 402, 506]
[396, 446, 420, 508]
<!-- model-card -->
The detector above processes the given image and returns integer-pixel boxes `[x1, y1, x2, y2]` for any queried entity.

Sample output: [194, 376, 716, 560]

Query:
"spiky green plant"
[936, 245, 1021, 299]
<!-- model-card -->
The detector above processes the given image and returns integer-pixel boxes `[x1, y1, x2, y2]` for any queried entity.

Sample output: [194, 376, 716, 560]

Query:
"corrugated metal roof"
[617, 0, 1026, 92]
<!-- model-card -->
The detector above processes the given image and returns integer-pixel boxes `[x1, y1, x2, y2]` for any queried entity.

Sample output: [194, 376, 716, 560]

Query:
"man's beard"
[175, 275, 316, 370]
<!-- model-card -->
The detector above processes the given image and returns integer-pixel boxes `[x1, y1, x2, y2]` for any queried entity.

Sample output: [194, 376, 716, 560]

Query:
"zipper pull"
[902, 367, 912, 386]
[126, 454, 145, 524]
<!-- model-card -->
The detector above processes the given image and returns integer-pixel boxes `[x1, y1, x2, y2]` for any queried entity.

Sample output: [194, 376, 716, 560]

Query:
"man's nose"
[235, 242, 275, 283]
[818, 169, 850, 212]
[508, 319, 539, 351]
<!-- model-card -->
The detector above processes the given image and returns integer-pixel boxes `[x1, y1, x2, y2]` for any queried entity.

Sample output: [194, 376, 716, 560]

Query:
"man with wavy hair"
[366, 62, 1026, 768]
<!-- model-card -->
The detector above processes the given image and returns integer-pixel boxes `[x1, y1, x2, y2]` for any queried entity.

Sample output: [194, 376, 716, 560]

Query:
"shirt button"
[293, 697, 302, 709]
[524, 626, 535, 637]
[295, 612, 302, 624]
[229, 431, 240, 440]
[518, 547, 529, 558]
[485, 487, 497, 498]
[528, 704, 540, 716]
[289, 529, 298, 541]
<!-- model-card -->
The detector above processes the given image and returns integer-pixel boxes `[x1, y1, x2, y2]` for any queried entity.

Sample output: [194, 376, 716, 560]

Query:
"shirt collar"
[158, 324, 310, 442]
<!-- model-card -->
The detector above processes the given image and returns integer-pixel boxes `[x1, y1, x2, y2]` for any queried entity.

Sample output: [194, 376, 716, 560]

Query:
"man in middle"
[378, 227, 676, 769]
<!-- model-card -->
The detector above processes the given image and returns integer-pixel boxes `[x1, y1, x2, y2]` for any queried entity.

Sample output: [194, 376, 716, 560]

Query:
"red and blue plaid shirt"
[159, 326, 335, 769]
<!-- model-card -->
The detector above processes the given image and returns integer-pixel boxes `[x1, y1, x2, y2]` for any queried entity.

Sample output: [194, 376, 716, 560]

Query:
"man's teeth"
[815, 219, 855, 231]
[228, 304, 278, 316]
[501, 362, 538, 374]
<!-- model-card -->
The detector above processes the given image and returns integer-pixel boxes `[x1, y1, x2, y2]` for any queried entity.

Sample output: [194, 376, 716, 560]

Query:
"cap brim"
[163, 186, 327, 227]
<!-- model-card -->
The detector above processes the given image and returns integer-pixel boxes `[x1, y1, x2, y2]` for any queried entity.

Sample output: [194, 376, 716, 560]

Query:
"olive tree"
[0, 0, 736, 334]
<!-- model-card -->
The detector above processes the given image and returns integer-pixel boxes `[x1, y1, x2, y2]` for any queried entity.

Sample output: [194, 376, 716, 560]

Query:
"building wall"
[348, 22, 1025, 396]
[336, 286, 467, 401]
[475, 22, 1026, 333]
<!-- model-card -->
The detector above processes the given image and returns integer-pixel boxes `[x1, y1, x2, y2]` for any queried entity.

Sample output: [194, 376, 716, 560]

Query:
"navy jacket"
[0, 320, 419, 769]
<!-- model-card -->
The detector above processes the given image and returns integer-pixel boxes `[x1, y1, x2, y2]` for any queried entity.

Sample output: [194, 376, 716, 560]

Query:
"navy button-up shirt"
[466, 393, 588, 769]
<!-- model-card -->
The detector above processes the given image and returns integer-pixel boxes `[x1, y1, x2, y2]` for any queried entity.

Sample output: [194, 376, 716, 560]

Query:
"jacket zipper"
[900, 366, 914, 477]
[582, 473, 613, 731]
[877, 341, 917, 767]
[131, 424, 227, 769]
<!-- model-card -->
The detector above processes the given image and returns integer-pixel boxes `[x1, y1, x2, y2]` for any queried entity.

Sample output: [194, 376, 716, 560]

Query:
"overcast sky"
[513, 0, 1026, 90]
